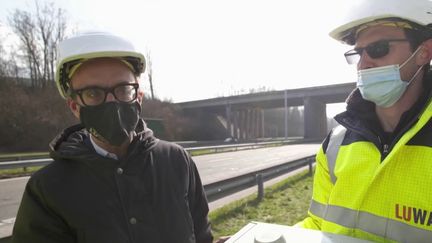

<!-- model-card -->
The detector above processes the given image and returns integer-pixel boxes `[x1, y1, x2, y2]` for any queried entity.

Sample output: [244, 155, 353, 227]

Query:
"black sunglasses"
[344, 39, 409, 64]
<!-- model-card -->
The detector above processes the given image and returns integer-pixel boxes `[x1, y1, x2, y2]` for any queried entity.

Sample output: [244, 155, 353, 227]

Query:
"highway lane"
[194, 143, 319, 184]
[0, 143, 319, 223]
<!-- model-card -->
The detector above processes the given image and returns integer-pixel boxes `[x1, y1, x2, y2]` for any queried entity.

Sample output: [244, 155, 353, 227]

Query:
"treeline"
[0, 79, 75, 152]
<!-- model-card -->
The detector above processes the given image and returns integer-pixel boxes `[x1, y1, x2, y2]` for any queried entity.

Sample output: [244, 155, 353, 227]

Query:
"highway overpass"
[176, 82, 356, 139]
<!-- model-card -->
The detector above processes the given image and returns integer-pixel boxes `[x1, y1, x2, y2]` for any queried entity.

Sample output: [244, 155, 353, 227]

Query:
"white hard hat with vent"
[329, 0, 432, 45]
[55, 31, 146, 98]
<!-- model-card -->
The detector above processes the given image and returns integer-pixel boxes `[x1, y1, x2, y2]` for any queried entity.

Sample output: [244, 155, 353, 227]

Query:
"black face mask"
[80, 102, 140, 146]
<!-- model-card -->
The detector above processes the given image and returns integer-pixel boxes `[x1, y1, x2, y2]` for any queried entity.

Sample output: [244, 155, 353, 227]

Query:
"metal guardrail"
[0, 158, 53, 170]
[0, 155, 316, 199]
[186, 141, 284, 153]
[0, 154, 49, 162]
[0, 140, 316, 170]
[0, 144, 258, 170]
[0, 141, 285, 163]
[204, 155, 315, 202]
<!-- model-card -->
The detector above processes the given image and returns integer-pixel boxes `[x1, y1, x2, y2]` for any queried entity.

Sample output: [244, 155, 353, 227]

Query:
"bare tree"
[35, 1, 52, 86]
[8, 54, 23, 83]
[146, 50, 155, 99]
[50, 8, 66, 83]
[9, 9, 41, 87]
[0, 27, 7, 78]
[8, 0, 67, 88]
[35, 1, 66, 86]
[0, 22, 21, 82]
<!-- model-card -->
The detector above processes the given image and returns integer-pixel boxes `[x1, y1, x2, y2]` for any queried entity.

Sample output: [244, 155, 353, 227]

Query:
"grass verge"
[209, 170, 313, 240]
[189, 149, 214, 156]
[0, 152, 48, 160]
[0, 167, 43, 179]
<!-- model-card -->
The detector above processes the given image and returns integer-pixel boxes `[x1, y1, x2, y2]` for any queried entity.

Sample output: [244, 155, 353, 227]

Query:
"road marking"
[0, 176, 30, 182]
[208, 157, 234, 162]
[0, 217, 14, 239]
[1, 217, 15, 224]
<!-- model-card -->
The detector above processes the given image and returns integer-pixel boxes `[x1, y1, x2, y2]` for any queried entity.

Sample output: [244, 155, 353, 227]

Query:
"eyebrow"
[355, 39, 383, 48]
[73, 81, 136, 91]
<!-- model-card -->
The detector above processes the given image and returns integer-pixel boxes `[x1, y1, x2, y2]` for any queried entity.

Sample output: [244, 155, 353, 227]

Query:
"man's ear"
[417, 39, 432, 65]
[136, 77, 145, 103]
[67, 97, 81, 119]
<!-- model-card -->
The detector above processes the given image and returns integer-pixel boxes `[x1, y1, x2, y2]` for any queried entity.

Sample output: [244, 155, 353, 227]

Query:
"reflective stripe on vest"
[310, 199, 432, 243]
[325, 125, 346, 184]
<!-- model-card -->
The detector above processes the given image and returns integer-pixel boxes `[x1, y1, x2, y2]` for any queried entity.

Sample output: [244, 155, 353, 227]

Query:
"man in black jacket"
[12, 31, 213, 243]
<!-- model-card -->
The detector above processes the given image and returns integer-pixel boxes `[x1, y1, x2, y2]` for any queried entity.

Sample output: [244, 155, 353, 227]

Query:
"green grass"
[209, 170, 313, 240]
[263, 142, 283, 148]
[0, 166, 43, 179]
[0, 152, 48, 160]
[189, 149, 214, 156]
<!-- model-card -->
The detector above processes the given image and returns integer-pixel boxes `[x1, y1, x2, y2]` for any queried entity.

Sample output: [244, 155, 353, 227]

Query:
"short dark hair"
[404, 27, 432, 73]
[403, 24, 432, 88]
[404, 27, 432, 51]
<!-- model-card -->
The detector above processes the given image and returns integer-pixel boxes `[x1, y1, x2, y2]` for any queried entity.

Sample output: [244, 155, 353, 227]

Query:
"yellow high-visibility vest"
[297, 99, 432, 243]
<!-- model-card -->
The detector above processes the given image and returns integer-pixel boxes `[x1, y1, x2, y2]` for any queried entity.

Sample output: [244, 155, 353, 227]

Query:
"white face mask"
[357, 47, 423, 108]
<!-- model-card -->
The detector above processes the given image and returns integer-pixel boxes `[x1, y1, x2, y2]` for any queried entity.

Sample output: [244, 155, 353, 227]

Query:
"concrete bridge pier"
[224, 106, 265, 141]
[225, 104, 232, 138]
[303, 97, 327, 139]
[240, 110, 246, 140]
[233, 111, 239, 140]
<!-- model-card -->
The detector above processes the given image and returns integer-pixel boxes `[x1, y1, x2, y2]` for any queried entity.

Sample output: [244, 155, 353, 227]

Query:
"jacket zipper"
[381, 95, 432, 158]
[382, 144, 389, 157]
[377, 136, 389, 161]
[339, 106, 426, 161]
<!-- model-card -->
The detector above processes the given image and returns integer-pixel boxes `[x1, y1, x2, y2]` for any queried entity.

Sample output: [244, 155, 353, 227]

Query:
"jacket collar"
[49, 119, 157, 162]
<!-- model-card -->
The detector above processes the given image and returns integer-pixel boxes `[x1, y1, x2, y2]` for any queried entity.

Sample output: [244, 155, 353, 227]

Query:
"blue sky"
[1, 0, 357, 116]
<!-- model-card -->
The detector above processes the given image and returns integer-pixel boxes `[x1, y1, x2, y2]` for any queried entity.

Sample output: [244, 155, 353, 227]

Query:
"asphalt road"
[194, 143, 319, 184]
[0, 143, 319, 223]
[0, 177, 28, 221]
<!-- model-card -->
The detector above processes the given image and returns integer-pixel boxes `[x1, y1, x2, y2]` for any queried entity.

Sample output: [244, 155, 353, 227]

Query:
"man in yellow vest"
[297, 0, 432, 242]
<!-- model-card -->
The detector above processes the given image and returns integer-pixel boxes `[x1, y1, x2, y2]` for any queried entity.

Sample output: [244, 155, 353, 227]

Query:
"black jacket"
[12, 120, 213, 243]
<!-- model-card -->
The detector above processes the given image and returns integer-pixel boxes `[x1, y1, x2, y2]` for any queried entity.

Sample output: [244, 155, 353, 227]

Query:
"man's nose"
[105, 92, 117, 102]
[357, 51, 375, 70]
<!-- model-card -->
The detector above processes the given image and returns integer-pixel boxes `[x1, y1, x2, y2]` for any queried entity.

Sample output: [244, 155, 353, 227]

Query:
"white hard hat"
[329, 0, 432, 45]
[55, 31, 146, 98]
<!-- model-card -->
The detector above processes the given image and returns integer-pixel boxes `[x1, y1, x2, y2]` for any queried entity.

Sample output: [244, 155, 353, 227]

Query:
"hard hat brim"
[55, 51, 145, 99]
